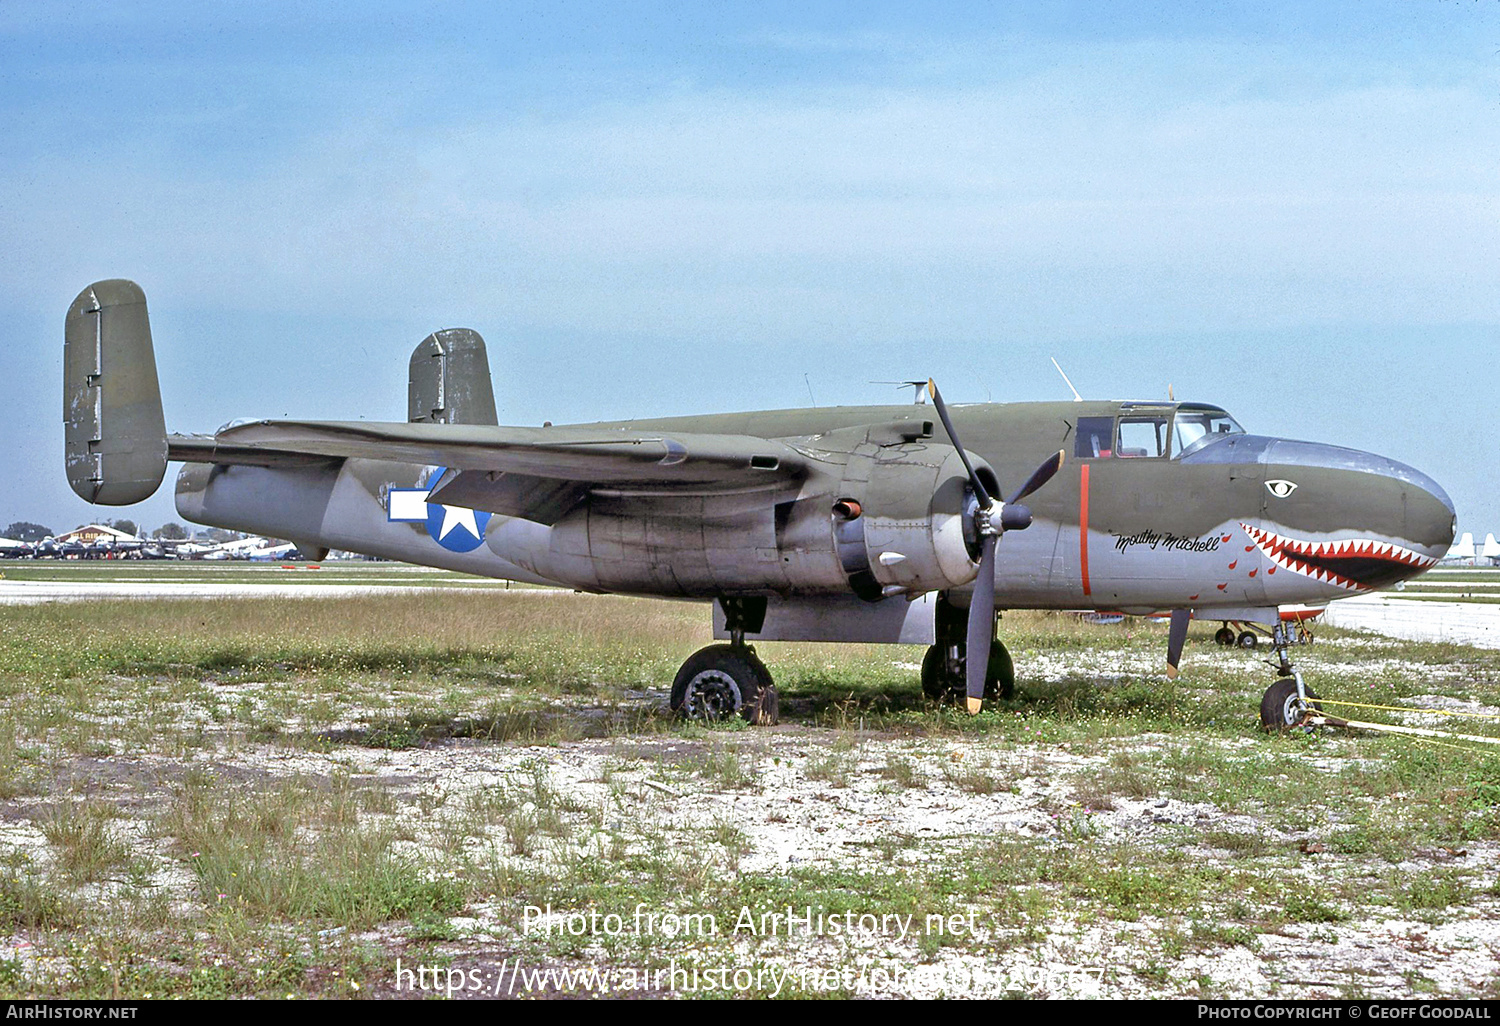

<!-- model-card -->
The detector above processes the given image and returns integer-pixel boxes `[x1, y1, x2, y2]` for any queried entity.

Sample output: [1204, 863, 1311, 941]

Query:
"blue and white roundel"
[387, 467, 491, 553]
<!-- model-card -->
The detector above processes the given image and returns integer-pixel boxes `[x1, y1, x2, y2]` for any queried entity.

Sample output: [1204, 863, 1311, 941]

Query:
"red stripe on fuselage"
[1079, 463, 1092, 597]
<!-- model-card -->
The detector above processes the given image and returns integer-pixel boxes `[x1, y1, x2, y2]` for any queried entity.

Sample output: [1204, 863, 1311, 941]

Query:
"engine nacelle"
[829, 441, 987, 599]
[489, 428, 991, 601]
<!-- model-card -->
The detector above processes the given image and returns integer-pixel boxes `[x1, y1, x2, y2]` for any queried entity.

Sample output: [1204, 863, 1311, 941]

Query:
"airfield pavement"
[1322, 593, 1500, 649]
[0, 579, 512, 604]
[3, 563, 1500, 1000]
[0, 562, 534, 605]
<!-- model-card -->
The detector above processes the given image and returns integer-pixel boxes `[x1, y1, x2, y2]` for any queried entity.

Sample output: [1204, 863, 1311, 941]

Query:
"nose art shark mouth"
[1240, 523, 1438, 591]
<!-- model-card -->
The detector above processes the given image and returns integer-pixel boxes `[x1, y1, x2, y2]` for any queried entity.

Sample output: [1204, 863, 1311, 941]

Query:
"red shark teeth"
[1235, 522, 1438, 592]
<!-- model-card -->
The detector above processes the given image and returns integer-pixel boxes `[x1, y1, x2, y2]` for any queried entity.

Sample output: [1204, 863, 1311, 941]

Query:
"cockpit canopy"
[1074, 403, 1243, 460]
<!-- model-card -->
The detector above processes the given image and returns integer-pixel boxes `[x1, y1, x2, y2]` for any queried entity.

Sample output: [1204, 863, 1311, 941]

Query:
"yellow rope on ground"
[1312, 697, 1500, 721]
[1306, 714, 1500, 754]
[1383, 731, 1494, 757]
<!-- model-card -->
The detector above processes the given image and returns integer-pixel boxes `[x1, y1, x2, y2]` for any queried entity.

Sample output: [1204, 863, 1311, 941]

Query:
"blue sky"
[2, 1, 1496, 535]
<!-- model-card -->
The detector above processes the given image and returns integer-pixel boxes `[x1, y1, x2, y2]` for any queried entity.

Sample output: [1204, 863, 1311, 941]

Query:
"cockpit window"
[1074, 417, 1115, 458]
[1173, 408, 1244, 457]
[1117, 416, 1169, 458]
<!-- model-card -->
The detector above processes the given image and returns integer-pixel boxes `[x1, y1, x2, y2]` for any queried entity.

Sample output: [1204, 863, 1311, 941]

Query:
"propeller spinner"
[926, 379, 1065, 714]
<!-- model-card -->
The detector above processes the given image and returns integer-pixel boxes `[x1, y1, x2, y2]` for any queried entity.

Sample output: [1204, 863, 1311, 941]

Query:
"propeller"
[1165, 608, 1191, 679]
[927, 379, 1066, 713]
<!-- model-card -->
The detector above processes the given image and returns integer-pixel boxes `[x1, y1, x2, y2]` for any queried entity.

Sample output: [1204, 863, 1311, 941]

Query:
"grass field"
[0, 560, 528, 588]
[1, 572, 1499, 998]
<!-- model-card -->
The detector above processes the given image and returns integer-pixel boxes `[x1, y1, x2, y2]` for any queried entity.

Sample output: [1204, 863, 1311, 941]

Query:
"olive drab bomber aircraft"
[64, 280, 1457, 731]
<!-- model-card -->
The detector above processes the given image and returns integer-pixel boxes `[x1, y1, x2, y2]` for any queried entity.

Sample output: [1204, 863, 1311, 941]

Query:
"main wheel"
[988, 641, 1016, 700]
[671, 645, 779, 725]
[920, 643, 1015, 702]
[1259, 678, 1322, 732]
[1237, 631, 1259, 650]
[1214, 627, 1236, 647]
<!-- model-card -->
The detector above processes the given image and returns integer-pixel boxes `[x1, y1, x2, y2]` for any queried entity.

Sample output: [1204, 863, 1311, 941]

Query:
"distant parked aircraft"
[1444, 532, 1477, 565]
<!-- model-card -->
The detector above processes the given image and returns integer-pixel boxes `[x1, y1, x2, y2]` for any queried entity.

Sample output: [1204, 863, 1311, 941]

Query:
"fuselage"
[174, 399, 1456, 620]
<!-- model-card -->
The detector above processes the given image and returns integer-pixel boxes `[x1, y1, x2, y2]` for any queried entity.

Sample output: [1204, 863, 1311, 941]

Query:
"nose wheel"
[1257, 622, 1322, 732]
[1261, 676, 1323, 731]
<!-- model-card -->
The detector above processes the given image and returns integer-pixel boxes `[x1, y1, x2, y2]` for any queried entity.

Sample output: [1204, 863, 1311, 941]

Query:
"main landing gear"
[670, 598, 780, 725]
[1215, 619, 1316, 651]
[1257, 621, 1322, 732]
[920, 593, 1016, 703]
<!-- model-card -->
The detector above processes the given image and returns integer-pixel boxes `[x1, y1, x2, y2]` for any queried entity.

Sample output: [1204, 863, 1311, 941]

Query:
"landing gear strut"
[671, 598, 779, 725]
[920, 594, 1016, 703]
[1258, 621, 1322, 732]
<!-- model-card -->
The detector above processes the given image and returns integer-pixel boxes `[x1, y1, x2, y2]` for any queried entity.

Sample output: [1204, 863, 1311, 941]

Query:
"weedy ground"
[1, 567, 1500, 998]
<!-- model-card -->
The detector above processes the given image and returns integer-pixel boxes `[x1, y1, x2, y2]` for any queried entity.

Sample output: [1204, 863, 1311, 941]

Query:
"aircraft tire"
[920, 644, 1015, 702]
[1214, 627, 1236, 646]
[920, 645, 950, 700]
[989, 642, 1016, 700]
[1237, 631, 1259, 650]
[1259, 678, 1322, 732]
[670, 645, 778, 725]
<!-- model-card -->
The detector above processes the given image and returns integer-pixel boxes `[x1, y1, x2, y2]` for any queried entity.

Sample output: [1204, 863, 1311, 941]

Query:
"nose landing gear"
[1258, 621, 1322, 732]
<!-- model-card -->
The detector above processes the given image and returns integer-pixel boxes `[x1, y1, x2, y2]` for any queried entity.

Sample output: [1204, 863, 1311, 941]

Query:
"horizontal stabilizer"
[63, 280, 167, 505]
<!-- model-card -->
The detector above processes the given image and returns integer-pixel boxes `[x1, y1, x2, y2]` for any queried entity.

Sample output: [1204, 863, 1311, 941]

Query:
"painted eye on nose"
[1265, 480, 1298, 498]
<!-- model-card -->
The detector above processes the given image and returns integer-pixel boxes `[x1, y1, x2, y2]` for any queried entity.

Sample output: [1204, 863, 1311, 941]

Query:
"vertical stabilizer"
[63, 280, 168, 505]
[408, 328, 498, 425]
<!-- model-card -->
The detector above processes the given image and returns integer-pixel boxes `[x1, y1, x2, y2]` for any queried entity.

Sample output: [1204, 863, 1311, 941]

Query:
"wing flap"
[424, 469, 592, 525]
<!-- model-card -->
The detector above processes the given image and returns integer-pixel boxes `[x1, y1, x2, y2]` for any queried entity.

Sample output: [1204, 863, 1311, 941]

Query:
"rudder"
[63, 280, 167, 505]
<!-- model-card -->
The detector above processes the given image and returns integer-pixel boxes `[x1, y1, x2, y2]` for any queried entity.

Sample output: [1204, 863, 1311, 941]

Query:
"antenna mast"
[1050, 358, 1083, 402]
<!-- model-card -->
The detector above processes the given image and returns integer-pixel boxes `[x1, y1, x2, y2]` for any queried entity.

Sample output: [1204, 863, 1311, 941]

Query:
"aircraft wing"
[168, 420, 810, 524]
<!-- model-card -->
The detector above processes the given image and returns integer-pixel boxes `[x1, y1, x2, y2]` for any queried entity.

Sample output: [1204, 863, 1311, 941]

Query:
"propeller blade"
[1008, 449, 1066, 505]
[926, 379, 991, 507]
[1165, 608, 1190, 680]
[965, 534, 998, 713]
